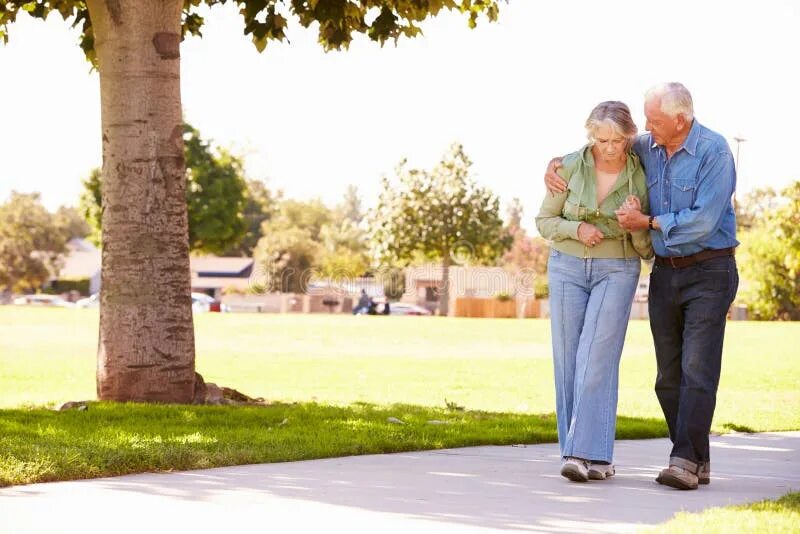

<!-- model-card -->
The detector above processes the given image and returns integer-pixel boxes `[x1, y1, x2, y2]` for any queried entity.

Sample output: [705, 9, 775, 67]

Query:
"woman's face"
[592, 124, 627, 164]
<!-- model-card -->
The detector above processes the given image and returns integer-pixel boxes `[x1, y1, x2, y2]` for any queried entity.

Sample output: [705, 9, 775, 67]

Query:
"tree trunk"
[439, 250, 451, 317]
[88, 0, 195, 402]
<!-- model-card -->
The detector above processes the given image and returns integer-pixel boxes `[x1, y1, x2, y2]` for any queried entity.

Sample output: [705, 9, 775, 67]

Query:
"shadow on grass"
[0, 401, 668, 488]
[721, 422, 757, 433]
[773, 492, 800, 512]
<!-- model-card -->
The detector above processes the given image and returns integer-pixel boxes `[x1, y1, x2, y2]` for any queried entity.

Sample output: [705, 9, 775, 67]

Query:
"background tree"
[183, 123, 248, 254]
[500, 197, 549, 297]
[370, 143, 511, 316]
[506, 197, 524, 233]
[736, 186, 781, 230]
[318, 220, 370, 279]
[80, 123, 249, 254]
[274, 198, 334, 241]
[379, 267, 406, 301]
[1, 0, 502, 402]
[254, 190, 371, 287]
[254, 227, 319, 294]
[339, 184, 364, 225]
[78, 168, 103, 246]
[253, 198, 333, 292]
[739, 181, 800, 320]
[223, 179, 278, 257]
[0, 192, 67, 293]
[54, 205, 91, 241]
[318, 186, 370, 280]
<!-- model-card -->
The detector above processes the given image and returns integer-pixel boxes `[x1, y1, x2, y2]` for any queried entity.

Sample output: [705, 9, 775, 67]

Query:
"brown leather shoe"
[698, 462, 710, 485]
[656, 465, 698, 490]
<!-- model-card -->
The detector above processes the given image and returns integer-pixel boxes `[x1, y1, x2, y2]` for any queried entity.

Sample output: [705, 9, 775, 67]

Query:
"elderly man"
[544, 83, 739, 490]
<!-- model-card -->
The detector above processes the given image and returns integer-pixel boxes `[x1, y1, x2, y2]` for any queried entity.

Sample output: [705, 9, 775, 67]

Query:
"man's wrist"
[632, 212, 650, 231]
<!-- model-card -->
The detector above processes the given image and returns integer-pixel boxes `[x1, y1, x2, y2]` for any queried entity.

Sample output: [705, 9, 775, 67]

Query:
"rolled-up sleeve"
[535, 190, 581, 241]
[655, 149, 735, 250]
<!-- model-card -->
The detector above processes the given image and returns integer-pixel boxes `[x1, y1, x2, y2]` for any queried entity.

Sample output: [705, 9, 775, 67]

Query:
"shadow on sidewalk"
[76, 433, 800, 532]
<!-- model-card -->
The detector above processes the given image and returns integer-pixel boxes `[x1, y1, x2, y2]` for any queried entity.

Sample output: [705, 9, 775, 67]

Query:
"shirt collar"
[579, 144, 595, 166]
[579, 143, 638, 173]
[681, 120, 701, 156]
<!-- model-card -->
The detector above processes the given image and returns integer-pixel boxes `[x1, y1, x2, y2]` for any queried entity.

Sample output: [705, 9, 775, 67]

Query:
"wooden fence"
[454, 297, 546, 318]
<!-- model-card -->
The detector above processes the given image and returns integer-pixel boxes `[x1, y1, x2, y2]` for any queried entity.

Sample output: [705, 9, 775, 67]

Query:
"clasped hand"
[615, 196, 648, 232]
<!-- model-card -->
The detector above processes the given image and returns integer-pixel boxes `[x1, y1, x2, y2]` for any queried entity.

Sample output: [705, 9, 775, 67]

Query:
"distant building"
[403, 264, 523, 316]
[55, 238, 101, 295]
[54, 243, 255, 299]
[190, 256, 254, 298]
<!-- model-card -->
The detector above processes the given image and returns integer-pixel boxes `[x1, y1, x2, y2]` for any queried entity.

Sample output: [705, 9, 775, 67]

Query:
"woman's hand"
[577, 223, 604, 248]
[623, 195, 641, 211]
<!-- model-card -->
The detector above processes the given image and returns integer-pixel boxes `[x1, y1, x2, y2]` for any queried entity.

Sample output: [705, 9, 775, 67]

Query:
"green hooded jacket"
[535, 145, 653, 259]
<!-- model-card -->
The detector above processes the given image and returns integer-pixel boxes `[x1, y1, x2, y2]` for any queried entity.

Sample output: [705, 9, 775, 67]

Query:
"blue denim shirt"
[632, 120, 739, 257]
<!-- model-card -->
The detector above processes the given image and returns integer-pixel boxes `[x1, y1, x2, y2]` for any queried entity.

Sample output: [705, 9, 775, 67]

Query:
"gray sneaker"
[588, 463, 615, 480]
[560, 457, 589, 482]
[656, 465, 699, 490]
[698, 462, 710, 485]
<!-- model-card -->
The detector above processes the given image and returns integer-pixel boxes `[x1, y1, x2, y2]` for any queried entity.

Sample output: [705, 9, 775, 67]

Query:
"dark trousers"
[648, 255, 739, 469]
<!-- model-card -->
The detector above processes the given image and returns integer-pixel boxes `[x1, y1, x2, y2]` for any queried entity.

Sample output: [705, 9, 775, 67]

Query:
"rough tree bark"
[87, 0, 196, 402]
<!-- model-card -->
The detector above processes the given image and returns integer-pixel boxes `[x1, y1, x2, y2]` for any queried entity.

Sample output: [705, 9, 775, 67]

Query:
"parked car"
[13, 294, 74, 308]
[388, 302, 432, 316]
[76, 293, 100, 308]
[191, 292, 229, 313]
[74, 292, 228, 311]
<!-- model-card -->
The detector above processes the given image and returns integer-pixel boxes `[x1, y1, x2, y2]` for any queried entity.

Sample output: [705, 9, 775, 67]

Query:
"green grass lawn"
[649, 491, 800, 533]
[0, 401, 665, 487]
[2, 307, 798, 431]
[0, 307, 798, 487]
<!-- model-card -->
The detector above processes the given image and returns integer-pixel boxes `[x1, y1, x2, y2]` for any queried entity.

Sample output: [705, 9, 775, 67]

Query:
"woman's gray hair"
[645, 82, 694, 121]
[584, 101, 638, 143]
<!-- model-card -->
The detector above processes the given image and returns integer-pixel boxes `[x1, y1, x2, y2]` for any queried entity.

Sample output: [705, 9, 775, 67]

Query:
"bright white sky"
[1, 0, 798, 231]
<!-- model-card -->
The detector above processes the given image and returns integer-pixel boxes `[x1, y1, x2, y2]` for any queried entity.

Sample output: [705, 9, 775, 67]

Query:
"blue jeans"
[548, 250, 641, 463]
[649, 255, 738, 471]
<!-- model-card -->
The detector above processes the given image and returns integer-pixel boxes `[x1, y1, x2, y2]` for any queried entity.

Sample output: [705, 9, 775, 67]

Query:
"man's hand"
[577, 223, 604, 247]
[616, 206, 650, 231]
[545, 157, 567, 194]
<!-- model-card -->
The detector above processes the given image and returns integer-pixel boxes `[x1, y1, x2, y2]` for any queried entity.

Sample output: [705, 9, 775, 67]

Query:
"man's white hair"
[645, 82, 694, 121]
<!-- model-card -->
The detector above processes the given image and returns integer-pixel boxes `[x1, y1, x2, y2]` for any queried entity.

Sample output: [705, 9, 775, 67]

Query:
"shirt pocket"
[671, 178, 696, 208]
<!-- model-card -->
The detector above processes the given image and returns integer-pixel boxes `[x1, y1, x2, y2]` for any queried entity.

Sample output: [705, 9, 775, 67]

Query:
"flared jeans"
[548, 249, 640, 462]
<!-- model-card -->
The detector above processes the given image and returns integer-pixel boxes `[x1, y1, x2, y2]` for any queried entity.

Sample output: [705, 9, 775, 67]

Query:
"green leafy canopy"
[739, 181, 800, 320]
[0, 192, 68, 292]
[1, 0, 502, 63]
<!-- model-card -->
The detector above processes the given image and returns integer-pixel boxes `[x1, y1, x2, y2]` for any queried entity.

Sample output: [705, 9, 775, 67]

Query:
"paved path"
[2, 432, 798, 533]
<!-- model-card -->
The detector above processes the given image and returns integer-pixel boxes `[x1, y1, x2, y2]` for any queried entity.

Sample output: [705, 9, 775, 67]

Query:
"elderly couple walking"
[536, 82, 739, 490]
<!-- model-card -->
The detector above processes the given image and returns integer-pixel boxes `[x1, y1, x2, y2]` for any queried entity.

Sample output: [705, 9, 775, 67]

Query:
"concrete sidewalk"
[2, 432, 798, 533]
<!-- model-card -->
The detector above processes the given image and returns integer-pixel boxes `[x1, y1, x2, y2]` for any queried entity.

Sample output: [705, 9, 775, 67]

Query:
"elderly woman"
[536, 101, 653, 482]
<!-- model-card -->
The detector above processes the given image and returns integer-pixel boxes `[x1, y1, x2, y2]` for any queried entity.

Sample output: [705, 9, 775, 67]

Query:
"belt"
[655, 247, 735, 269]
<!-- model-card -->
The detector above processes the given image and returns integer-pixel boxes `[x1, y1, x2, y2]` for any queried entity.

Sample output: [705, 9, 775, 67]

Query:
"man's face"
[644, 97, 683, 146]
